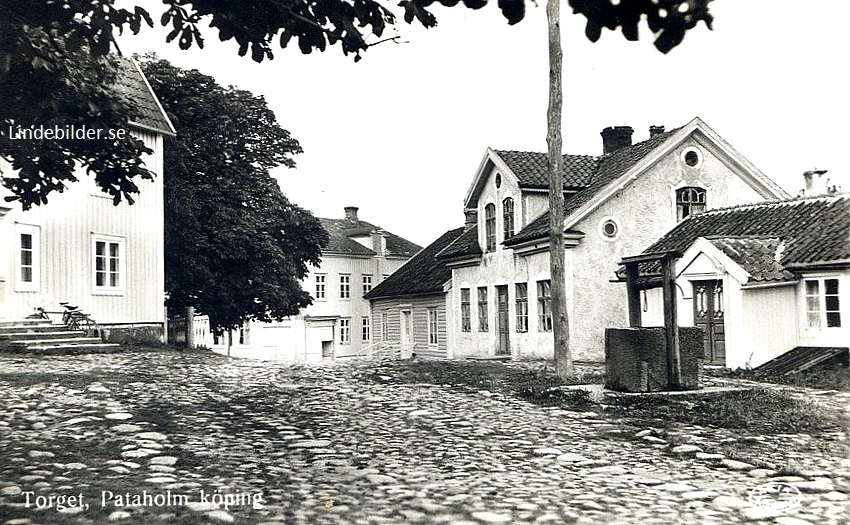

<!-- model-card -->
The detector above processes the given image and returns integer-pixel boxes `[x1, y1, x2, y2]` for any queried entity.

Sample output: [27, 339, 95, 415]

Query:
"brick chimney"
[802, 169, 832, 196]
[601, 126, 634, 154]
[344, 206, 359, 222]
[649, 125, 665, 138]
[464, 208, 478, 231]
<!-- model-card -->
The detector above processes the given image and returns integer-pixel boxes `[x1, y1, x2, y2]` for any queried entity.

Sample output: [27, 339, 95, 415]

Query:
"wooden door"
[496, 285, 510, 356]
[692, 280, 726, 365]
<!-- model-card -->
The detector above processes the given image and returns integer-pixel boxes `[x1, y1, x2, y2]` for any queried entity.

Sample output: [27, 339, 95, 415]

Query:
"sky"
[118, 1, 849, 247]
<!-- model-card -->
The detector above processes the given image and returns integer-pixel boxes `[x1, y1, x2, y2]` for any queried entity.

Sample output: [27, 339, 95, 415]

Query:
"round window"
[682, 147, 702, 168]
[495, 173, 502, 188]
[598, 217, 621, 241]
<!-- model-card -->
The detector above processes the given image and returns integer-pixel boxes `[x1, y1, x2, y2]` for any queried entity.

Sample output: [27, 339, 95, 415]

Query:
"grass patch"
[605, 388, 838, 434]
[707, 363, 850, 391]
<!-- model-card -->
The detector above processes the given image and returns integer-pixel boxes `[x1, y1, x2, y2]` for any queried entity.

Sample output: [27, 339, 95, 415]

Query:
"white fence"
[167, 314, 214, 349]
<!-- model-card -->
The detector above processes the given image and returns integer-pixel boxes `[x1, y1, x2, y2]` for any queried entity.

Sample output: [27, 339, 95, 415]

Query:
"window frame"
[537, 280, 553, 332]
[315, 274, 327, 300]
[460, 288, 471, 332]
[14, 223, 41, 292]
[339, 318, 351, 344]
[428, 308, 439, 346]
[676, 186, 707, 222]
[804, 277, 842, 329]
[339, 274, 351, 300]
[477, 286, 489, 332]
[515, 282, 528, 333]
[502, 197, 515, 241]
[92, 234, 126, 296]
[361, 316, 371, 342]
[362, 274, 373, 295]
[484, 203, 496, 252]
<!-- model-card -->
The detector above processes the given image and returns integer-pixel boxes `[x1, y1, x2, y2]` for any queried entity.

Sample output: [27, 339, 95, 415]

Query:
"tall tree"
[139, 57, 328, 333]
[1, 0, 712, 207]
[547, 0, 713, 377]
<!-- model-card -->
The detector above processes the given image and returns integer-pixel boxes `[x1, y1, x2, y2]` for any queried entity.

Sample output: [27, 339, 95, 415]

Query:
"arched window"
[676, 187, 707, 221]
[502, 197, 515, 241]
[485, 203, 496, 252]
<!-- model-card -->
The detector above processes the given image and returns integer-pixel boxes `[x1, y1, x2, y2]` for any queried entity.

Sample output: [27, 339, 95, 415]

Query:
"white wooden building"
[0, 58, 175, 341]
[630, 185, 849, 369]
[211, 207, 421, 361]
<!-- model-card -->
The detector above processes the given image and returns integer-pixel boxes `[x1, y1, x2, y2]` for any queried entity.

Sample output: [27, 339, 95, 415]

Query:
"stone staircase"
[0, 319, 120, 354]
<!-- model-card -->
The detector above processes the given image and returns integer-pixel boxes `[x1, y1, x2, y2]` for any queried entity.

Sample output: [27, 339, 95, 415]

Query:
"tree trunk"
[547, 0, 573, 378]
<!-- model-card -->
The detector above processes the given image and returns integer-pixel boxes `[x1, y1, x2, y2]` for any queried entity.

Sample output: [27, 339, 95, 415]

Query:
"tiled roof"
[709, 237, 794, 283]
[639, 194, 850, 282]
[113, 57, 175, 136]
[495, 150, 598, 189]
[503, 128, 679, 246]
[319, 218, 422, 258]
[364, 227, 465, 299]
[434, 225, 483, 261]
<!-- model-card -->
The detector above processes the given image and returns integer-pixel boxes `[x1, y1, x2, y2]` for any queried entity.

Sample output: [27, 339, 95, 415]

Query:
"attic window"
[682, 147, 702, 168]
[598, 216, 621, 241]
[676, 187, 706, 221]
[495, 173, 502, 188]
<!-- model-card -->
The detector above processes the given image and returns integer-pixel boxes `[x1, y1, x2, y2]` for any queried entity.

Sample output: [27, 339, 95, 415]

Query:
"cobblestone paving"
[0, 350, 848, 525]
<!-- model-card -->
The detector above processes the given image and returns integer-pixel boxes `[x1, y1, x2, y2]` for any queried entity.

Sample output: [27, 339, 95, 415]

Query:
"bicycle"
[28, 303, 103, 339]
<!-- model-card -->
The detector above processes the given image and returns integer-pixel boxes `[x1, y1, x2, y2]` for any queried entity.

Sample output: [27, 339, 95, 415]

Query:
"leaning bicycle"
[28, 302, 103, 339]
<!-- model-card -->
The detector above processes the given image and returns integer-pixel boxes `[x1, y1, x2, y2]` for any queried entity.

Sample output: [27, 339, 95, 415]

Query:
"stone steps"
[0, 318, 120, 354]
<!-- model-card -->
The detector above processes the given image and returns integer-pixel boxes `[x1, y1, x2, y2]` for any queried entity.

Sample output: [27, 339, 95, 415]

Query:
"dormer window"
[676, 187, 706, 221]
[485, 203, 496, 252]
[503, 198, 515, 241]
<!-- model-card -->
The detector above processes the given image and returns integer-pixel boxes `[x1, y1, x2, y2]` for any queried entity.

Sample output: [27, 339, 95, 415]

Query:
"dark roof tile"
[435, 225, 482, 261]
[638, 194, 850, 281]
[113, 57, 174, 136]
[365, 227, 465, 299]
[495, 150, 598, 189]
[504, 129, 679, 246]
[319, 217, 422, 257]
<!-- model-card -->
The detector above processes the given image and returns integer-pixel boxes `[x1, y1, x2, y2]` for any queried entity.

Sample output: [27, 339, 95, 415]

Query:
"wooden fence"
[167, 314, 214, 348]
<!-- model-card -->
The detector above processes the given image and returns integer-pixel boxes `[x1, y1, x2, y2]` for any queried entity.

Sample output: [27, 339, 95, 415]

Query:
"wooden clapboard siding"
[371, 294, 447, 357]
[1, 130, 164, 324]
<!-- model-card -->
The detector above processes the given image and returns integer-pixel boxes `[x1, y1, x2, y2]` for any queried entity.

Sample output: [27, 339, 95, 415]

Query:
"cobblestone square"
[0, 350, 847, 525]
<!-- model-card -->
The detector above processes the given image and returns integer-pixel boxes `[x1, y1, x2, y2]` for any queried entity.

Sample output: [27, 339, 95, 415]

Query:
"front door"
[692, 280, 726, 365]
[400, 310, 412, 345]
[495, 285, 510, 356]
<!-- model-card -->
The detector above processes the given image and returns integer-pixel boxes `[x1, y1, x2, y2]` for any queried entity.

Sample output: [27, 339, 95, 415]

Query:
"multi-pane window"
[428, 308, 438, 345]
[460, 288, 471, 332]
[362, 316, 371, 341]
[381, 312, 389, 340]
[515, 282, 528, 332]
[15, 224, 40, 291]
[478, 286, 489, 332]
[340, 274, 351, 299]
[362, 275, 373, 294]
[315, 274, 327, 299]
[676, 187, 707, 221]
[93, 235, 125, 293]
[339, 318, 351, 344]
[485, 203, 496, 252]
[805, 278, 841, 328]
[537, 280, 553, 332]
[503, 197, 515, 240]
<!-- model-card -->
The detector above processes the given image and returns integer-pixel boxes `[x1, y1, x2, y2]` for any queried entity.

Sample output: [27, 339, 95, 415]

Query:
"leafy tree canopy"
[0, 0, 712, 207]
[139, 57, 328, 333]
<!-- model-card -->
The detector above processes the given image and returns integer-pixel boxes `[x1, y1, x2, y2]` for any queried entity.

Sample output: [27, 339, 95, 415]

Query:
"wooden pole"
[186, 306, 195, 349]
[625, 262, 642, 328]
[661, 254, 681, 388]
[547, 0, 572, 378]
